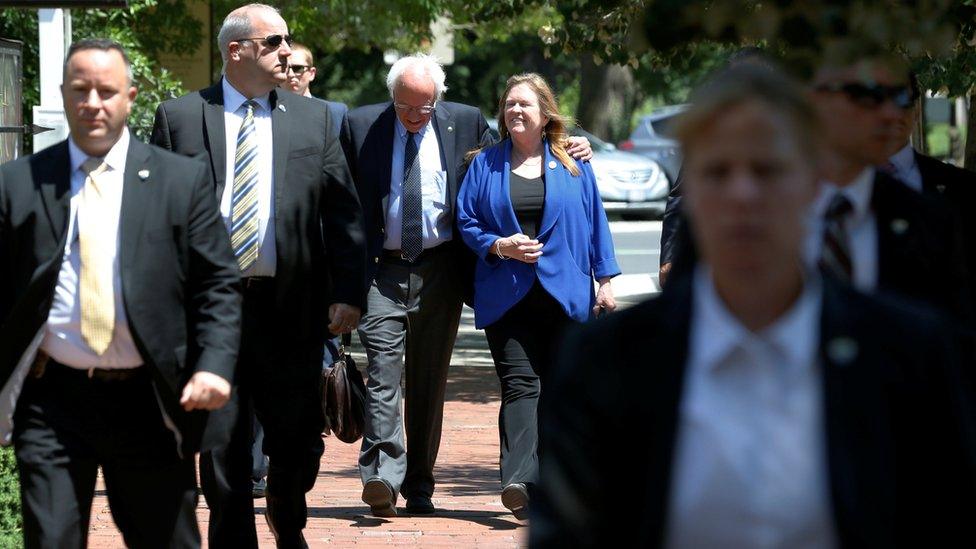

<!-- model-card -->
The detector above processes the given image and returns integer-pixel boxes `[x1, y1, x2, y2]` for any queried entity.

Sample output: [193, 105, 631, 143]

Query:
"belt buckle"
[399, 251, 412, 262]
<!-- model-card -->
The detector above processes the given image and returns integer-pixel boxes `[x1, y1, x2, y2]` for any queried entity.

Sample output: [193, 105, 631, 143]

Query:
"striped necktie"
[401, 131, 423, 261]
[819, 193, 854, 281]
[78, 157, 114, 355]
[231, 100, 260, 272]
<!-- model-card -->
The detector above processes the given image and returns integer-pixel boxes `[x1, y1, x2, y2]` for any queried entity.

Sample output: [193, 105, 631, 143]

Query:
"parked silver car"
[618, 104, 688, 184]
[485, 119, 668, 217]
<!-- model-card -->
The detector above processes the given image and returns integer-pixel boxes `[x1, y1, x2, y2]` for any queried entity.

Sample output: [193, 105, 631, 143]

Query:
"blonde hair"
[467, 73, 579, 176]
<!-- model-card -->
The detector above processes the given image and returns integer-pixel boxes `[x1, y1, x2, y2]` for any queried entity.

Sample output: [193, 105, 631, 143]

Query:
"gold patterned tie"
[78, 157, 115, 355]
[231, 100, 260, 271]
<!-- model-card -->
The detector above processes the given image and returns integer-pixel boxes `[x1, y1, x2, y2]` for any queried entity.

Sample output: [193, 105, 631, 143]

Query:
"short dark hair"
[63, 38, 133, 84]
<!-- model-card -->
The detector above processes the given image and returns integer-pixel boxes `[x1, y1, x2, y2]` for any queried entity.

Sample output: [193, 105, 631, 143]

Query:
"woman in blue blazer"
[456, 73, 620, 519]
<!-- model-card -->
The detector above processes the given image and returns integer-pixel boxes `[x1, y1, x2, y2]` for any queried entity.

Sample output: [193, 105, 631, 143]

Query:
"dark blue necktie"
[401, 132, 423, 261]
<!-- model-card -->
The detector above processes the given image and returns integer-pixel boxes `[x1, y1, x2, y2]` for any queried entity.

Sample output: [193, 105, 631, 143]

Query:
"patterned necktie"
[78, 157, 114, 355]
[231, 100, 260, 272]
[819, 193, 854, 281]
[401, 131, 423, 261]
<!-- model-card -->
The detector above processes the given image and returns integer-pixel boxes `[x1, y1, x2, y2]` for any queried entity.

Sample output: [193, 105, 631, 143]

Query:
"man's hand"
[565, 136, 593, 162]
[180, 371, 231, 411]
[659, 262, 672, 288]
[329, 303, 362, 334]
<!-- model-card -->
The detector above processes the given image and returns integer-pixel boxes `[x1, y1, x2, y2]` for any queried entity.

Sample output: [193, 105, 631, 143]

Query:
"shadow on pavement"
[301, 506, 524, 531]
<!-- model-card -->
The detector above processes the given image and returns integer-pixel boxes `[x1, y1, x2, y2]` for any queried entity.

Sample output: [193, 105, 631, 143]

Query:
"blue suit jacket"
[457, 140, 620, 328]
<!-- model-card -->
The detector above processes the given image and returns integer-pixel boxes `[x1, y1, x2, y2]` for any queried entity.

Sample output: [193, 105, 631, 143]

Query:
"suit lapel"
[119, 139, 153, 269]
[537, 142, 566, 239]
[433, 105, 458, 205]
[270, 89, 290, 239]
[373, 105, 396, 223]
[872, 172, 920, 290]
[201, 82, 227, 199]
[36, 141, 73, 245]
[819, 279, 895, 546]
[642, 278, 692, 545]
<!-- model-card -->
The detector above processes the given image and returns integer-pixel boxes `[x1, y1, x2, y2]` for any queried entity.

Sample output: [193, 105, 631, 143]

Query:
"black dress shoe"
[501, 483, 529, 520]
[405, 495, 435, 514]
[362, 477, 397, 517]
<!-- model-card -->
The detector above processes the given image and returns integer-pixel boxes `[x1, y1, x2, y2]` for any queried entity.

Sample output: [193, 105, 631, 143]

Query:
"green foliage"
[0, 447, 21, 545]
[0, 1, 203, 144]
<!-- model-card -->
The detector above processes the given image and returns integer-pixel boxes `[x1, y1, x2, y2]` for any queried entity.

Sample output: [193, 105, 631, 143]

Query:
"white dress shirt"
[666, 266, 836, 549]
[806, 168, 878, 291]
[886, 144, 923, 193]
[384, 116, 450, 251]
[40, 129, 143, 369]
[221, 78, 276, 276]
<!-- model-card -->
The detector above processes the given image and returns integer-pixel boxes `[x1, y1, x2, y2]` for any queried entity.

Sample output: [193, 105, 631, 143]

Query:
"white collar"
[68, 127, 130, 176]
[222, 77, 271, 114]
[691, 265, 822, 374]
[888, 143, 917, 174]
[813, 167, 875, 221]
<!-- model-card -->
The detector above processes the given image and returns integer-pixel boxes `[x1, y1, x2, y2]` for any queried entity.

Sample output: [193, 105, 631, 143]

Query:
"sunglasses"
[815, 82, 917, 110]
[237, 34, 293, 50]
[287, 64, 310, 76]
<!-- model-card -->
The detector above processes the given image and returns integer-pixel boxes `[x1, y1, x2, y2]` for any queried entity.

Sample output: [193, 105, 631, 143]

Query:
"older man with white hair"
[151, 3, 366, 547]
[340, 55, 591, 517]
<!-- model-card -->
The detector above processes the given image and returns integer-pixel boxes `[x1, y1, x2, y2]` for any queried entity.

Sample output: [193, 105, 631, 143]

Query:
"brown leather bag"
[322, 334, 367, 443]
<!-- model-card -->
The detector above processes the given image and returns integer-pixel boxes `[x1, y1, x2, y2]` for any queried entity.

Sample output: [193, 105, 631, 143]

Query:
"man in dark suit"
[807, 57, 972, 321]
[150, 4, 366, 547]
[532, 64, 976, 548]
[341, 55, 591, 517]
[0, 39, 241, 548]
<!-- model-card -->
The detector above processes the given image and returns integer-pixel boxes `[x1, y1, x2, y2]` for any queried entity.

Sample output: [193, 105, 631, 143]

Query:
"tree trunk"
[575, 56, 637, 143]
[966, 95, 976, 171]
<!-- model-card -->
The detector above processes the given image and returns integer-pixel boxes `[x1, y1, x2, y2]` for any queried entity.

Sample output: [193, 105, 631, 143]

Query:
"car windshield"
[570, 127, 614, 152]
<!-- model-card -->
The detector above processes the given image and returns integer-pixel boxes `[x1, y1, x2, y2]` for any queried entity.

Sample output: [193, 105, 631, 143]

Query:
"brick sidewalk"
[87, 308, 529, 548]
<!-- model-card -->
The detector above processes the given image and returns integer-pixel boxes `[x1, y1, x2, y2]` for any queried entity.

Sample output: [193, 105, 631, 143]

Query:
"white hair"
[217, 3, 280, 66]
[385, 53, 448, 100]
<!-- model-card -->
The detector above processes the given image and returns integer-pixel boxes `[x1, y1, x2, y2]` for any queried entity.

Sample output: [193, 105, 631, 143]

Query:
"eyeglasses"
[237, 34, 294, 50]
[287, 64, 310, 76]
[815, 82, 917, 110]
[393, 102, 436, 116]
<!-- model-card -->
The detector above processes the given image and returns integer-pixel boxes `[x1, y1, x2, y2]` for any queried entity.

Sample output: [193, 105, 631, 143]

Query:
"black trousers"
[13, 361, 199, 549]
[484, 282, 573, 489]
[200, 282, 325, 548]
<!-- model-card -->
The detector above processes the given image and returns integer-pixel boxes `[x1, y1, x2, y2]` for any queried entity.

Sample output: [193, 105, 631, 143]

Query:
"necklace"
[513, 148, 543, 166]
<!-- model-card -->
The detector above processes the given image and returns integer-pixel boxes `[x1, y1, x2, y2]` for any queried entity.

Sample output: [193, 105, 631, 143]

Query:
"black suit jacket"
[151, 81, 367, 339]
[0, 138, 242, 455]
[871, 171, 974, 322]
[339, 101, 492, 297]
[532, 274, 976, 548]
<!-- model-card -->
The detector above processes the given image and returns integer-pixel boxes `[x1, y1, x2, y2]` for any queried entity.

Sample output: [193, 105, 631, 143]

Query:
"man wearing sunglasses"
[808, 55, 972, 322]
[284, 43, 347, 135]
[151, 3, 367, 547]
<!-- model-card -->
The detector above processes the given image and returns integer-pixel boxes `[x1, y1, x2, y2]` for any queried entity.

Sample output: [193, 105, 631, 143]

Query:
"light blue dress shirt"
[385, 117, 450, 251]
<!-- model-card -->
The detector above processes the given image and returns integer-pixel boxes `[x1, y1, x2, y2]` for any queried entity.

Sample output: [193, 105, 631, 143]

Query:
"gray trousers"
[357, 249, 463, 499]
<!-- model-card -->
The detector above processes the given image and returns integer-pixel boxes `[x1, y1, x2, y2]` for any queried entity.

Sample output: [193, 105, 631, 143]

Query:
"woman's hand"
[593, 278, 616, 316]
[494, 233, 544, 263]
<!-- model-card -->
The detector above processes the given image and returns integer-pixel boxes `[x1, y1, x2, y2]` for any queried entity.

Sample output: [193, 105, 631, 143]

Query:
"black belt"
[242, 276, 274, 290]
[380, 243, 451, 264]
[32, 353, 145, 382]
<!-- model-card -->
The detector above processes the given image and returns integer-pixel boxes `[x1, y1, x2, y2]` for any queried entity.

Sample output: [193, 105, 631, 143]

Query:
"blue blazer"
[457, 139, 620, 328]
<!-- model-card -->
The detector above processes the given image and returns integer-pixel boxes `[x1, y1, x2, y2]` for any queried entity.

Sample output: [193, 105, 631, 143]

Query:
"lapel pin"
[548, 160, 557, 170]
[447, 126, 454, 133]
[138, 169, 150, 180]
[890, 218, 909, 235]
[936, 184, 947, 193]
[278, 104, 286, 112]
[827, 337, 859, 365]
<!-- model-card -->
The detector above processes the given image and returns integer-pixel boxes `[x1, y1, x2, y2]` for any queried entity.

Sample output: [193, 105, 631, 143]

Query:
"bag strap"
[337, 332, 352, 356]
